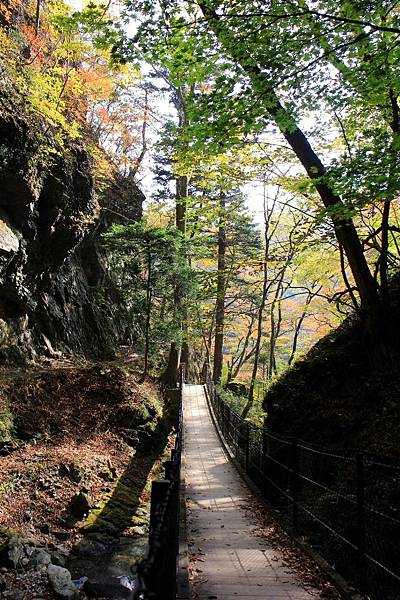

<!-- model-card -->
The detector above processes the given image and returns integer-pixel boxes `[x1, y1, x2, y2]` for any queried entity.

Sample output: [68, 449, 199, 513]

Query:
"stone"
[51, 552, 66, 567]
[69, 490, 92, 518]
[117, 576, 135, 591]
[52, 531, 71, 542]
[31, 548, 52, 570]
[130, 526, 145, 536]
[54, 545, 69, 555]
[76, 539, 106, 558]
[47, 564, 78, 599]
[84, 579, 132, 599]
[59, 516, 76, 530]
[68, 464, 84, 484]
[2, 540, 24, 568]
[0, 218, 19, 253]
[58, 464, 70, 477]
[135, 507, 148, 517]
[130, 516, 146, 527]
[72, 576, 88, 590]
[98, 469, 114, 482]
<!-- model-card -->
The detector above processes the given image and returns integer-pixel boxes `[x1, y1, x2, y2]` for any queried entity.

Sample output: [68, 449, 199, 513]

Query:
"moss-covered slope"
[265, 315, 400, 455]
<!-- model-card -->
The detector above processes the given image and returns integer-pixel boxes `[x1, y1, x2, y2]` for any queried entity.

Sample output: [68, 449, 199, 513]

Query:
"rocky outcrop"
[0, 72, 144, 361]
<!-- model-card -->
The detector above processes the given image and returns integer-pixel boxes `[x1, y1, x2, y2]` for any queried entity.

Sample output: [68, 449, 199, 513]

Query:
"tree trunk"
[213, 194, 226, 384]
[177, 174, 190, 373]
[161, 171, 188, 386]
[35, 0, 40, 35]
[141, 251, 152, 381]
[161, 84, 190, 386]
[230, 314, 256, 380]
[287, 287, 321, 366]
[197, 3, 381, 324]
[161, 341, 181, 388]
[243, 188, 271, 418]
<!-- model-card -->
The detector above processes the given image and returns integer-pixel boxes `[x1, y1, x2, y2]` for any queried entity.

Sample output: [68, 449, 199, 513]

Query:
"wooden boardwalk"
[182, 384, 321, 600]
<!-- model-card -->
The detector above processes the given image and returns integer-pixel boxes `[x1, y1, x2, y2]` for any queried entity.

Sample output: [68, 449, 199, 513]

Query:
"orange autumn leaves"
[1, 0, 147, 172]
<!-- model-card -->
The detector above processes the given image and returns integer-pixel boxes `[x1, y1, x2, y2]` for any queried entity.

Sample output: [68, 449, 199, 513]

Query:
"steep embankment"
[264, 313, 400, 455]
[0, 353, 176, 599]
[0, 68, 143, 362]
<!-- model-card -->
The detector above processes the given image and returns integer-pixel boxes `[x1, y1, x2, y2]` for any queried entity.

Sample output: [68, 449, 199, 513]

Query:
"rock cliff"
[0, 74, 144, 362]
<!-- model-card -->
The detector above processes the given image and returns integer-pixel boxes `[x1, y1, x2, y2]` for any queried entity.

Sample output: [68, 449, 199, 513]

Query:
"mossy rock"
[0, 410, 13, 443]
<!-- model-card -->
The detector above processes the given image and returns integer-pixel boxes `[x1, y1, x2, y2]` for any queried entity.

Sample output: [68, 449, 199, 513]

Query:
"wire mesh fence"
[204, 367, 400, 600]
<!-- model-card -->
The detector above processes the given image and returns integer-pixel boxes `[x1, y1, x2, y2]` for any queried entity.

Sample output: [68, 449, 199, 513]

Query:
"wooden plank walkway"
[182, 383, 322, 600]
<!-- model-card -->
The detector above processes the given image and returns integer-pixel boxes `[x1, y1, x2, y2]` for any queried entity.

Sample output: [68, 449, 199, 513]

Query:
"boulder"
[30, 548, 51, 570]
[84, 578, 132, 599]
[47, 564, 79, 599]
[72, 576, 88, 590]
[69, 490, 92, 518]
[51, 552, 66, 567]
[0, 538, 24, 568]
[76, 539, 106, 558]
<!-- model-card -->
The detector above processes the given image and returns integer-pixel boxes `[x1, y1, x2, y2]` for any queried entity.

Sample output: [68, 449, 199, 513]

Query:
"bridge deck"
[182, 384, 321, 600]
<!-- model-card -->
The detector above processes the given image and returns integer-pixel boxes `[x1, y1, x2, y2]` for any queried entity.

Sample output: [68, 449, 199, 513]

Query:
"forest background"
[2, 0, 400, 424]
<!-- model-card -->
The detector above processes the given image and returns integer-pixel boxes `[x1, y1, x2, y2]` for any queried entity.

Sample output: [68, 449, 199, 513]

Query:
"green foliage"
[216, 385, 265, 427]
[103, 222, 197, 372]
[0, 409, 13, 443]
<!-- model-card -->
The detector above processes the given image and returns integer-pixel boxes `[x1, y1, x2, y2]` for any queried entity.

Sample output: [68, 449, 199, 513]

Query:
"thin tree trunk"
[177, 174, 190, 371]
[230, 314, 256, 380]
[161, 173, 188, 386]
[131, 87, 149, 176]
[339, 243, 360, 312]
[242, 183, 271, 418]
[287, 286, 322, 366]
[213, 194, 226, 384]
[141, 251, 152, 380]
[35, 0, 40, 35]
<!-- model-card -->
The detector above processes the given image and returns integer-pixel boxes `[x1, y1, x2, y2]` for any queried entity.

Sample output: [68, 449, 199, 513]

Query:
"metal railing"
[204, 366, 400, 600]
[134, 365, 185, 600]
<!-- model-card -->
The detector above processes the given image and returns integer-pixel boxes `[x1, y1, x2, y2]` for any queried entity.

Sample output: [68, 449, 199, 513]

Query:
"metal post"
[227, 404, 231, 444]
[356, 454, 366, 557]
[245, 422, 250, 472]
[164, 460, 173, 480]
[292, 440, 299, 531]
[149, 480, 170, 537]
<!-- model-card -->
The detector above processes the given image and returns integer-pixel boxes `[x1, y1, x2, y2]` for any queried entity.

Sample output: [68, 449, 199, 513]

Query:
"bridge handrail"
[203, 364, 400, 600]
[134, 364, 185, 600]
